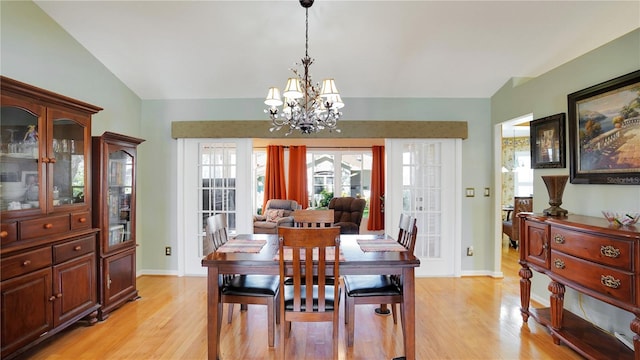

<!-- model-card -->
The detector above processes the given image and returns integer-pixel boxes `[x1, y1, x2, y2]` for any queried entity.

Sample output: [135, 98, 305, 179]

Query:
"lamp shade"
[320, 78, 339, 97]
[283, 78, 303, 99]
[264, 87, 283, 107]
[327, 94, 344, 109]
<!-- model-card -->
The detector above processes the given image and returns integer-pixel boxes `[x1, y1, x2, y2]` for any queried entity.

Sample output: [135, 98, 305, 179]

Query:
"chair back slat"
[292, 209, 334, 228]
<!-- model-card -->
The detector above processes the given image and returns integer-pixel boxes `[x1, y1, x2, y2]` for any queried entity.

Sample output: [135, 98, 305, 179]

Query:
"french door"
[178, 138, 253, 276]
[386, 139, 461, 277]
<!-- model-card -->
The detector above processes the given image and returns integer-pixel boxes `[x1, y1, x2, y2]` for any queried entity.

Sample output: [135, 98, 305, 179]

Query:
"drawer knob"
[600, 245, 620, 258]
[74, 245, 82, 251]
[43, 223, 53, 229]
[601, 275, 621, 289]
[49, 157, 56, 164]
[553, 259, 565, 269]
[553, 234, 565, 244]
[41, 157, 50, 163]
[49, 296, 56, 302]
[78, 217, 87, 223]
[0, 231, 8, 238]
[22, 260, 31, 266]
[56, 293, 62, 298]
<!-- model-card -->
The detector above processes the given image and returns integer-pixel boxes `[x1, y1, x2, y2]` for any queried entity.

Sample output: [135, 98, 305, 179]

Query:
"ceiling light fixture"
[264, 0, 343, 136]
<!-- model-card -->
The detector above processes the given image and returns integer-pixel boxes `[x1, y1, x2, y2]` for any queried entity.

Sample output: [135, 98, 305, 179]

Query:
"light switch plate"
[465, 188, 475, 197]
[484, 187, 490, 197]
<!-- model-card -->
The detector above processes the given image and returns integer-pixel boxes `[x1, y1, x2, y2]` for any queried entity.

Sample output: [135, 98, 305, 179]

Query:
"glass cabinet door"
[51, 111, 89, 210]
[106, 149, 134, 249]
[0, 99, 44, 213]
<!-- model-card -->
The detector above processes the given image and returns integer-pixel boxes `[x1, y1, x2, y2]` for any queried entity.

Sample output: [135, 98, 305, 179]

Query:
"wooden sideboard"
[518, 213, 640, 360]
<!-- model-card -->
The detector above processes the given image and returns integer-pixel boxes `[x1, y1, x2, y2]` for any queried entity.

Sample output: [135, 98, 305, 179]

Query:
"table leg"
[208, 267, 221, 360]
[401, 267, 416, 360]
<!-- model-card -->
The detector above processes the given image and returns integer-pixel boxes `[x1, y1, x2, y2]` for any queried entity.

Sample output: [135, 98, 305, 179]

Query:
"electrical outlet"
[165, 246, 172, 256]
[467, 246, 474, 256]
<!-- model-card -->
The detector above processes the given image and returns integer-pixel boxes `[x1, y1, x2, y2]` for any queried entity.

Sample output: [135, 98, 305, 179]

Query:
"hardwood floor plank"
[22, 246, 582, 359]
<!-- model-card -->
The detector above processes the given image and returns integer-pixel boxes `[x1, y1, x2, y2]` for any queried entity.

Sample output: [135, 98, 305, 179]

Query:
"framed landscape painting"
[568, 70, 640, 185]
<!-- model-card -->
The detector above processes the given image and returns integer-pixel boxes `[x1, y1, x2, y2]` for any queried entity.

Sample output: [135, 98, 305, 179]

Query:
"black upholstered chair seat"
[344, 275, 401, 297]
[222, 275, 279, 297]
[283, 285, 338, 311]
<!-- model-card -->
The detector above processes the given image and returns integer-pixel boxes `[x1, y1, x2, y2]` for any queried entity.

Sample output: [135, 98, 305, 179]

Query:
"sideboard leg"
[548, 281, 565, 345]
[519, 265, 532, 322]
[630, 316, 640, 360]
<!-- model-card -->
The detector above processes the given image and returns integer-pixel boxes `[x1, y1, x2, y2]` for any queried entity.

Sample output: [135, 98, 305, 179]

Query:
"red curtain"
[367, 145, 385, 230]
[262, 145, 287, 212]
[288, 145, 308, 209]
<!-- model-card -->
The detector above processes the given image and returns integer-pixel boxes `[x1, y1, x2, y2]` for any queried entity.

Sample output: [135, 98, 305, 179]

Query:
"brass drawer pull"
[22, 260, 31, 266]
[601, 275, 621, 289]
[553, 234, 565, 244]
[43, 223, 53, 229]
[74, 246, 82, 251]
[554, 259, 565, 269]
[600, 245, 620, 258]
[78, 217, 87, 223]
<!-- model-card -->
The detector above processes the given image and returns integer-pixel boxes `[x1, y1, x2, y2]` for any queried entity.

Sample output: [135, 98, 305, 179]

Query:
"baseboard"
[460, 270, 499, 277]
[137, 269, 180, 277]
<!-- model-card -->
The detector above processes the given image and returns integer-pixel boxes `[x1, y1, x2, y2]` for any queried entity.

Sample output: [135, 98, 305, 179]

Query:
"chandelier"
[264, 0, 343, 135]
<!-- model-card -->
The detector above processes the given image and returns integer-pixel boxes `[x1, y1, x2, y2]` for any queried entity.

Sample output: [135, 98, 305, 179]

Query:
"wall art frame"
[530, 113, 566, 169]
[568, 70, 640, 185]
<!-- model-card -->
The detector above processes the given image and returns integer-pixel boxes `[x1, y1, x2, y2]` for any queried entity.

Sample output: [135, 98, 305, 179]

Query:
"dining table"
[202, 232, 421, 360]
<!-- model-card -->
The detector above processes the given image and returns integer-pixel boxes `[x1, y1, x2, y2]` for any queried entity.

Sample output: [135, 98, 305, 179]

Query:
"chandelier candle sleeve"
[264, 0, 343, 135]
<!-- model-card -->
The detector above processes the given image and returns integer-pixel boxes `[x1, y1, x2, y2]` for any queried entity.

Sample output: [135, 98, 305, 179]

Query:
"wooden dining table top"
[202, 233, 421, 272]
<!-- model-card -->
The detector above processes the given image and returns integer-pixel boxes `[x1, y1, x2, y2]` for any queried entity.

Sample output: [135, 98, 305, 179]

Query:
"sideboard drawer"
[551, 250, 633, 303]
[550, 226, 632, 271]
[53, 236, 95, 264]
[70, 211, 91, 231]
[20, 214, 70, 240]
[1, 247, 52, 281]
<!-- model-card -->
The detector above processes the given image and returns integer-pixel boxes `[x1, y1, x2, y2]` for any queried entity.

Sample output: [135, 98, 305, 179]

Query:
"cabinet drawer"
[550, 226, 632, 271]
[551, 250, 633, 303]
[1, 247, 52, 281]
[20, 214, 70, 240]
[1, 222, 17, 246]
[53, 236, 95, 264]
[70, 212, 91, 231]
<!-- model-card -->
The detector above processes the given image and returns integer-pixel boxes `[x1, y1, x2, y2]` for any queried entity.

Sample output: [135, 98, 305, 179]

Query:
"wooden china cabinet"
[0, 76, 102, 359]
[92, 131, 144, 320]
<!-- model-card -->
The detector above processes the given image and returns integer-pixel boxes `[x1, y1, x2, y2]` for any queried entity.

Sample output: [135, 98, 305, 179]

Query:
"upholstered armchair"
[253, 199, 299, 234]
[328, 197, 367, 234]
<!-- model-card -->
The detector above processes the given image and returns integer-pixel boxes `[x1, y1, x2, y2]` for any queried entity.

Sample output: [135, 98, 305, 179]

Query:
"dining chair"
[288, 209, 336, 285]
[291, 209, 334, 228]
[343, 214, 418, 347]
[203, 214, 280, 347]
[277, 226, 341, 360]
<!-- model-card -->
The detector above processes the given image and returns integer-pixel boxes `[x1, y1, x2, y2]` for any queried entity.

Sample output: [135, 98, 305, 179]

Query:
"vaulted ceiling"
[35, 1, 639, 101]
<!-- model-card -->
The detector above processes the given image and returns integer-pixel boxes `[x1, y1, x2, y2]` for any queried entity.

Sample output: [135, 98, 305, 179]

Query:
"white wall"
[491, 28, 640, 341]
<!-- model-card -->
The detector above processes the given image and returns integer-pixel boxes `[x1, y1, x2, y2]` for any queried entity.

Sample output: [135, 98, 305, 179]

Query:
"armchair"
[253, 199, 299, 234]
[328, 197, 367, 234]
[502, 196, 532, 249]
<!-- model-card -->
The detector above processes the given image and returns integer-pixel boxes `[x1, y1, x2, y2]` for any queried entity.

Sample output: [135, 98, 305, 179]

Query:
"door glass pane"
[53, 119, 86, 205]
[199, 143, 237, 237]
[403, 142, 443, 259]
[107, 150, 133, 247]
[308, 153, 334, 208]
[0, 106, 40, 211]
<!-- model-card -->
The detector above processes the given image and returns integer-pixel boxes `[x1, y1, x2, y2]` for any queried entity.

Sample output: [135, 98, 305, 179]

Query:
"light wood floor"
[22, 246, 582, 359]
